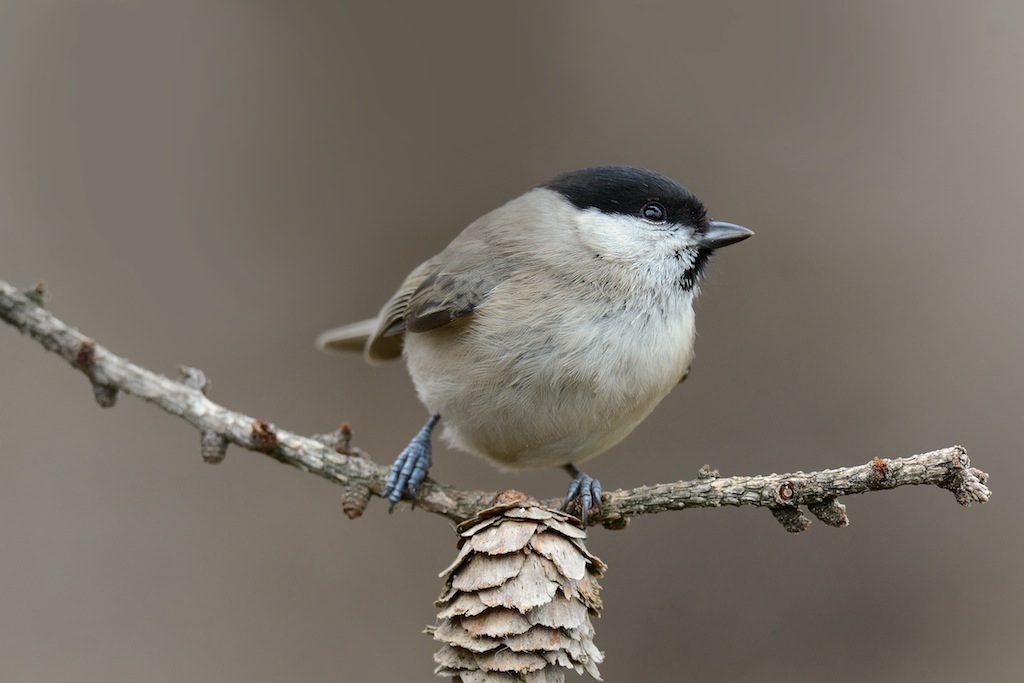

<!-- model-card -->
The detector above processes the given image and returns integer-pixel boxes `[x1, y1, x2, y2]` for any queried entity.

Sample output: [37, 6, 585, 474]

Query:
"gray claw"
[384, 414, 439, 508]
[563, 464, 603, 525]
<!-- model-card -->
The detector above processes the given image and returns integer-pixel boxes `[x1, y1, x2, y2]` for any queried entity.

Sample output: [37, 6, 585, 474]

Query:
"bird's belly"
[404, 299, 696, 471]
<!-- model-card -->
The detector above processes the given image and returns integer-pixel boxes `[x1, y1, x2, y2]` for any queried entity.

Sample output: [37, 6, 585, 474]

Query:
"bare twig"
[0, 279, 990, 529]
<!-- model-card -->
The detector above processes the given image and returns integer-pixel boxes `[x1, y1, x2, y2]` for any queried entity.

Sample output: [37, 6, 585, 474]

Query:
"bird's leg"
[563, 464, 603, 525]
[384, 414, 440, 510]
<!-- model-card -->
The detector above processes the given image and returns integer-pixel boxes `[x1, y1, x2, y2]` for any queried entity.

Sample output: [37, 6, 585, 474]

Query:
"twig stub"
[251, 419, 279, 453]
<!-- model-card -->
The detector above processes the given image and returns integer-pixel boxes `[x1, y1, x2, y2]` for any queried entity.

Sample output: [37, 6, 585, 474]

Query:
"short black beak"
[701, 221, 754, 249]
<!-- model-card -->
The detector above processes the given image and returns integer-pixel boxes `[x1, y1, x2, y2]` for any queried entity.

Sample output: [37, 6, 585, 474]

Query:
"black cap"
[541, 166, 707, 227]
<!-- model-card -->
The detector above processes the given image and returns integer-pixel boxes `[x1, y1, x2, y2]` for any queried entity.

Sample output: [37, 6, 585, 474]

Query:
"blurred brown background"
[1, 1, 1021, 681]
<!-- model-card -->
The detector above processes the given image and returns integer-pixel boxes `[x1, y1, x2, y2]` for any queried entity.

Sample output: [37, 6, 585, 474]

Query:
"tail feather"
[316, 318, 379, 353]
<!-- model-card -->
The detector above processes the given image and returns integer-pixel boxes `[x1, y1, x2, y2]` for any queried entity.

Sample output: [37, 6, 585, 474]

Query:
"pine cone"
[429, 498, 605, 682]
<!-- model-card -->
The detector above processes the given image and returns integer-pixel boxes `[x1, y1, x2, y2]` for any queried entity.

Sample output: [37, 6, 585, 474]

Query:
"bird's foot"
[383, 414, 440, 510]
[563, 464, 603, 525]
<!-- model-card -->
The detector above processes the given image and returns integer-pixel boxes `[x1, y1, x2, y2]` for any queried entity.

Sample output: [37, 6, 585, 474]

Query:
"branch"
[0, 279, 990, 530]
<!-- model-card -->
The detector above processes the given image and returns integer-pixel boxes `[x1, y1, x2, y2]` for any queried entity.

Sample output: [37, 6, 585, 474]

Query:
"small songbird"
[318, 166, 752, 522]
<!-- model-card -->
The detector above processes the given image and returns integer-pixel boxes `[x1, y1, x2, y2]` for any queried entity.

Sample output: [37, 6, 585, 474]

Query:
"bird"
[318, 166, 752, 523]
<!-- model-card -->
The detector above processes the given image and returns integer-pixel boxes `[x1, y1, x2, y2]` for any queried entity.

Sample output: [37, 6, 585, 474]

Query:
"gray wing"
[320, 204, 523, 362]
[363, 257, 442, 362]
[365, 247, 503, 361]
[317, 253, 502, 363]
[401, 268, 494, 333]
[316, 258, 442, 362]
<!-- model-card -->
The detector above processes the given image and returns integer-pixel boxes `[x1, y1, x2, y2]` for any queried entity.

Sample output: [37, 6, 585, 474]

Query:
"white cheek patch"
[574, 208, 698, 261]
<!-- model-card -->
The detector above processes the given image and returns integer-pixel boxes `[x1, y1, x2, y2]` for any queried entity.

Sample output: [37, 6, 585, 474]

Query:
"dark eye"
[641, 202, 666, 223]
